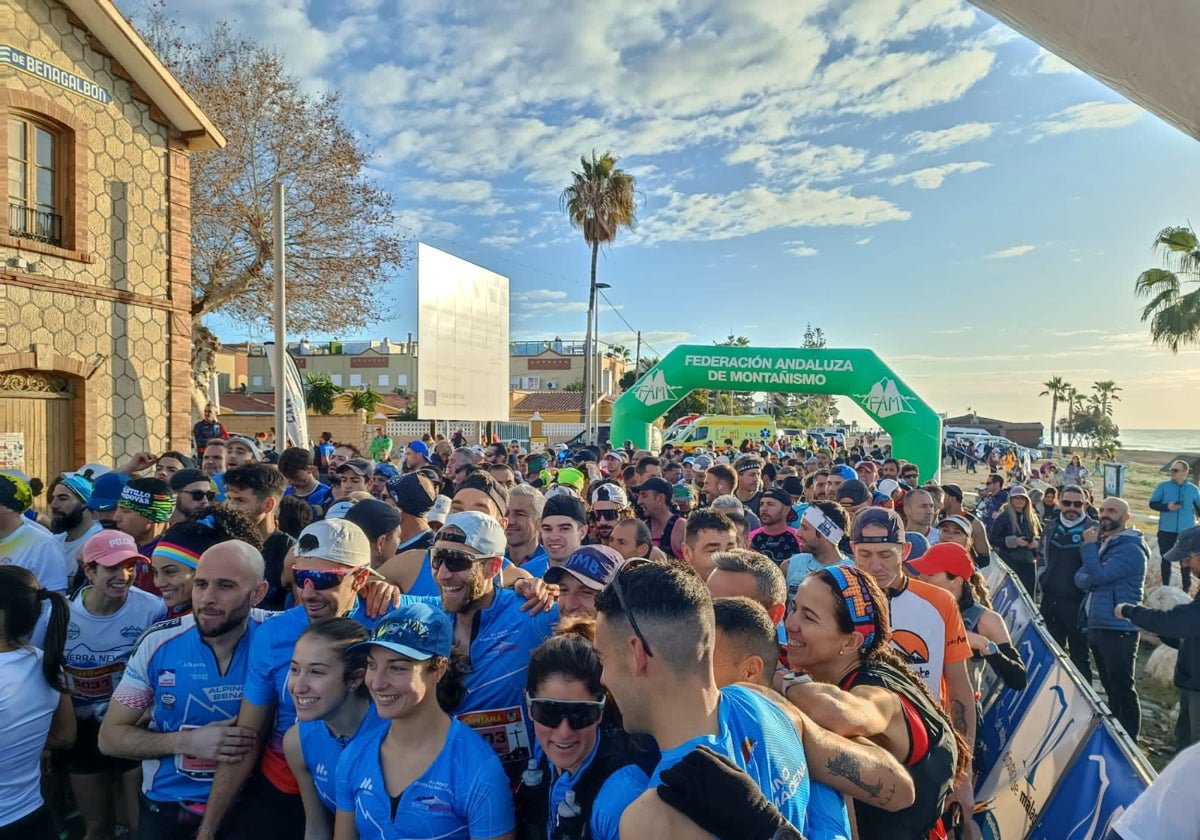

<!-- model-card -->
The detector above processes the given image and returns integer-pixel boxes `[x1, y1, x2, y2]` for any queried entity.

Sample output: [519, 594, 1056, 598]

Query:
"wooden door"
[0, 370, 77, 483]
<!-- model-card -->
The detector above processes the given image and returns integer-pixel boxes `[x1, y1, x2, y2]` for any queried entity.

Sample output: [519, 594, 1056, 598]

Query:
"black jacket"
[1039, 515, 1097, 601]
[1126, 598, 1200, 691]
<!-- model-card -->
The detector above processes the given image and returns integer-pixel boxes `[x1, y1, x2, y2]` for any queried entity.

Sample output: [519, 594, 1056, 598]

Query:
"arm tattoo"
[825, 753, 890, 805]
[950, 700, 969, 738]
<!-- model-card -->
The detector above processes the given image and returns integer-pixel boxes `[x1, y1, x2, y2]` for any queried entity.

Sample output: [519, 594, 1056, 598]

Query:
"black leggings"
[1160, 531, 1190, 590]
[0, 805, 56, 840]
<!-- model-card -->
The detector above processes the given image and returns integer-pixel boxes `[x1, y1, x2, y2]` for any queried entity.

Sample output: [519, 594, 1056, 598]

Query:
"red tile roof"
[513, 392, 613, 412]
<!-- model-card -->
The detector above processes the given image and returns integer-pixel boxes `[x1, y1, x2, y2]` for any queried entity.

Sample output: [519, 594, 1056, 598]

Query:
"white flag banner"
[207, 372, 221, 413]
[265, 343, 309, 449]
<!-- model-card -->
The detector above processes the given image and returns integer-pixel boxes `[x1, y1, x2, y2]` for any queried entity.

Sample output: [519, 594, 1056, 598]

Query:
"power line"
[597, 288, 664, 360]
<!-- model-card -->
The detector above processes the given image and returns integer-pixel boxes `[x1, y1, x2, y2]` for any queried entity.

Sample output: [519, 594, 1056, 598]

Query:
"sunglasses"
[610, 559, 654, 657]
[1060, 499, 1085, 508]
[185, 491, 216, 502]
[430, 546, 492, 573]
[294, 567, 357, 591]
[590, 509, 620, 522]
[526, 694, 606, 730]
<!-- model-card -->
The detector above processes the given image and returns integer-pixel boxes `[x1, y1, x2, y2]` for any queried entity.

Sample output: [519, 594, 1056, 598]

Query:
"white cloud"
[512, 290, 568, 303]
[856, 237, 872, 246]
[986, 244, 1035, 259]
[905, 122, 994, 153]
[889, 161, 990, 189]
[480, 235, 522, 248]
[1032, 48, 1078, 75]
[1037, 102, 1142, 136]
[785, 242, 819, 257]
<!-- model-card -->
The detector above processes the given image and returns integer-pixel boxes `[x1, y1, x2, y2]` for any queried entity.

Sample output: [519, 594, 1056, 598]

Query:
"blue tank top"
[298, 707, 386, 812]
[335, 719, 515, 839]
[539, 735, 649, 840]
[646, 685, 849, 840]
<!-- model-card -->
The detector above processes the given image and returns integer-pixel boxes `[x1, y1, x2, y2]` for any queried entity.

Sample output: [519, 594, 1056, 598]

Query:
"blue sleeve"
[1076, 541, 1140, 587]
[804, 781, 851, 840]
[334, 741, 357, 813]
[1074, 543, 1101, 590]
[465, 745, 516, 838]
[1149, 483, 1169, 511]
[243, 623, 280, 707]
[589, 765, 650, 840]
[528, 603, 560, 643]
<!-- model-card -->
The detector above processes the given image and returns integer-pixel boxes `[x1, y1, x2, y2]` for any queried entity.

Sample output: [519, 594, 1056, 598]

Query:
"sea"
[1119, 428, 1200, 452]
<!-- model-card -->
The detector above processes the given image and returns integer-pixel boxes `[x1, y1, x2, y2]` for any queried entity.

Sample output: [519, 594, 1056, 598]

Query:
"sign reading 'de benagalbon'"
[0, 45, 113, 106]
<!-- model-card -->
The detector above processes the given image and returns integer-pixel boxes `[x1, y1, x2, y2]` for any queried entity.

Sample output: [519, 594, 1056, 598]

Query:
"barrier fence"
[973, 560, 1156, 838]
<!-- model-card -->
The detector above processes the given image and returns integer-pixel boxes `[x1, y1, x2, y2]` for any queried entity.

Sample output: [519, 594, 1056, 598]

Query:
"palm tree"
[1091, 380, 1122, 417]
[348, 385, 387, 416]
[561, 151, 637, 427]
[1065, 386, 1086, 448]
[1039, 377, 1069, 449]
[609, 344, 632, 364]
[1135, 225, 1200, 352]
[303, 373, 343, 415]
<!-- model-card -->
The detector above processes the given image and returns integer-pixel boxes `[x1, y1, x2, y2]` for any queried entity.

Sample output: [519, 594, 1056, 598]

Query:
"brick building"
[0, 0, 223, 481]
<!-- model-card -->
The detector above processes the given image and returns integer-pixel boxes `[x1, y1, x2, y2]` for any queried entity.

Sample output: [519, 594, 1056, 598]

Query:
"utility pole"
[634, 331, 641, 374]
[273, 182, 286, 448]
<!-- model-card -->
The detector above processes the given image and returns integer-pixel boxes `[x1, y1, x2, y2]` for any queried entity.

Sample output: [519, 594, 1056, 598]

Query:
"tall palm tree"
[1039, 377, 1069, 449]
[1065, 386, 1086, 448]
[1091, 380, 1122, 417]
[303, 373, 343, 416]
[1135, 225, 1200, 352]
[561, 151, 638, 428]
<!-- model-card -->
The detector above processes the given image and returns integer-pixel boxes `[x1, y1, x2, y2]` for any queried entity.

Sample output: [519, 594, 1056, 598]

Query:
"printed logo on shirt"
[203, 685, 244, 704]
[892, 630, 931, 665]
[414, 794, 453, 813]
[160, 693, 176, 709]
[158, 670, 176, 687]
[359, 776, 374, 792]
[121, 624, 145, 639]
[67, 622, 81, 640]
[741, 737, 757, 763]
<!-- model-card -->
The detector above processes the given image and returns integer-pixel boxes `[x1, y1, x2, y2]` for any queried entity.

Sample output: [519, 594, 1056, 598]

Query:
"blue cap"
[904, 531, 931, 561]
[372, 463, 400, 479]
[407, 440, 432, 460]
[351, 602, 452, 661]
[545, 545, 625, 590]
[832, 464, 857, 481]
[89, 472, 130, 512]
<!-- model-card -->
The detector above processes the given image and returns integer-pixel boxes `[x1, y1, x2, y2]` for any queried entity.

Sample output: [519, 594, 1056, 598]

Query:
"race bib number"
[68, 663, 121, 702]
[456, 706, 530, 769]
[175, 725, 218, 780]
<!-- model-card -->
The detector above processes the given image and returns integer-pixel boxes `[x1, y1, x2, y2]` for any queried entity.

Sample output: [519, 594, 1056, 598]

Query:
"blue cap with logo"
[351, 602, 452, 661]
[545, 545, 626, 591]
[88, 472, 130, 512]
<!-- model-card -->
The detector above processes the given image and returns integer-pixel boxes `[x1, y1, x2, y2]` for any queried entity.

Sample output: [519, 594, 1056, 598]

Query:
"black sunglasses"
[185, 491, 216, 502]
[525, 694, 606, 730]
[591, 509, 620, 522]
[430, 547, 492, 573]
[1060, 499, 1085, 508]
[609, 559, 654, 657]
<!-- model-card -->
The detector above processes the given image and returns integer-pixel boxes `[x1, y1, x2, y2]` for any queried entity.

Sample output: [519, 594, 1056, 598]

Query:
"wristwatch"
[770, 825, 804, 840]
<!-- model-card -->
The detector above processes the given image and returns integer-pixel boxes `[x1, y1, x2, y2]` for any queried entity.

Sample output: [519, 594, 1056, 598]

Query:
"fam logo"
[632, 370, 681, 406]
[855, 377, 916, 418]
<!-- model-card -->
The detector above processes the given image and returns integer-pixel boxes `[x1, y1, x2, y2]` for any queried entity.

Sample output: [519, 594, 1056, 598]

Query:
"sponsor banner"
[974, 658, 1096, 839]
[1026, 720, 1149, 840]
[990, 577, 1037, 647]
[979, 627, 1057, 767]
[266, 343, 310, 449]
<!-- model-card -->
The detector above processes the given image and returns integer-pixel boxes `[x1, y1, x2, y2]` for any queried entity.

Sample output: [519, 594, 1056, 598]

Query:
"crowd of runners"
[1, 421, 1198, 839]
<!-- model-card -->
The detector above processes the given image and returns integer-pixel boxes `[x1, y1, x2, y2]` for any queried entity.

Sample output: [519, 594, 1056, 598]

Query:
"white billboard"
[416, 243, 510, 421]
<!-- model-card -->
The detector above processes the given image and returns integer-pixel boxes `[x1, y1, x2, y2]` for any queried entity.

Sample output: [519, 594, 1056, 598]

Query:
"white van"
[944, 427, 990, 440]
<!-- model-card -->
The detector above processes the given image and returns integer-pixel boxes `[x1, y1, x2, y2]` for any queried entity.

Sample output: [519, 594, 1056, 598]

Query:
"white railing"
[543, 423, 586, 439]
[386, 421, 431, 439]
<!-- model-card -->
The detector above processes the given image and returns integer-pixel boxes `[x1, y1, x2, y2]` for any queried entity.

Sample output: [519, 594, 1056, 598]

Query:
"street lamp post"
[581, 280, 610, 444]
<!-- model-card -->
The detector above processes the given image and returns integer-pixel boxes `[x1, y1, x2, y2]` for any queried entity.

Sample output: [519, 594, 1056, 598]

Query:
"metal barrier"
[973, 559, 1155, 838]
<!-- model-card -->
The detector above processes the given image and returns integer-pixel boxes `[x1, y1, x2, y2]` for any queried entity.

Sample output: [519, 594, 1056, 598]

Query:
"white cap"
[428, 495, 452, 524]
[296, 519, 372, 569]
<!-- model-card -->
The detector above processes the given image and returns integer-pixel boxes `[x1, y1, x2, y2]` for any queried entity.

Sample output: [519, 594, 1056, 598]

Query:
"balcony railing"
[8, 203, 63, 246]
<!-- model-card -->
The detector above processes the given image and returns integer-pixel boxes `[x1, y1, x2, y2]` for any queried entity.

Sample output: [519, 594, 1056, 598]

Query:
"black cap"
[836, 479, 871, 507]
[344, 499, 403, 542]
[630, 476, 674, 497]
[1165, 526, 1200, 564]
[168, 469, 213, 492]
[542, 494, 587, 525]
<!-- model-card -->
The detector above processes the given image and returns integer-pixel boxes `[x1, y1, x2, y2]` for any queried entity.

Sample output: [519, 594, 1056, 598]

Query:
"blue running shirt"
[646, 685, 849, 840]
[112, 614, 264, 804]
[298, 708, 386, 812]
[539, 736, 648, 840]
[335, 719, 515, 840]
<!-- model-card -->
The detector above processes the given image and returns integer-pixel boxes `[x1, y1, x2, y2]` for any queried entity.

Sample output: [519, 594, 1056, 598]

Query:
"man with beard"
[634, 476, 686, 560]
[588, 482, 630, 548]
[49, 472, 102, 583]
[1039, 484, 1096, 682]
[167, 469, 216, 525]
[433, 511, 557, 783]
[99, 541, 268, 838]
[200, 520, 394, 839]
[747, 487, 802, 563]
[113, 478, 176, 595]
[224, 437, 261, 471]
[222, 464, 292, 612]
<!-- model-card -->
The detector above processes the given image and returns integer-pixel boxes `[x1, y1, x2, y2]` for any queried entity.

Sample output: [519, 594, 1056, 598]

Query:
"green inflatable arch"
[610, 345, 943, 480]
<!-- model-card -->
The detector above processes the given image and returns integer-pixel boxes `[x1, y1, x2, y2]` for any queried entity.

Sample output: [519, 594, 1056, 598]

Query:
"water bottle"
[521, 758, 543, 789]
[557, 790, 582, 821]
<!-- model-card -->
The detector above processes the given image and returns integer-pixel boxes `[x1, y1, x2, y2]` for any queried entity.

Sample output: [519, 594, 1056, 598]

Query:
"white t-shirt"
[66, 586, 166, 720]
[0, 647, 61, 826]
[55, 521, 104, 583]
[0, 521, 68, 593]
[1112, 741, 1200, 839]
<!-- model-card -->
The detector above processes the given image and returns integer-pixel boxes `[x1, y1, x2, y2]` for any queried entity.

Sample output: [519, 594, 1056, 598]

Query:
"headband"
[827, 565, 876, 653]
[118, 485, 176, 523]
[151, 541, 202, 570]
[802, 505, 844, 546]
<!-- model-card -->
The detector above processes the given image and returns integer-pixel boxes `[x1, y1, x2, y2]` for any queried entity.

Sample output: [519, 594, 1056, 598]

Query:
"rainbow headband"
[827, 565, 876, 652]
[151, 541, 201, 570]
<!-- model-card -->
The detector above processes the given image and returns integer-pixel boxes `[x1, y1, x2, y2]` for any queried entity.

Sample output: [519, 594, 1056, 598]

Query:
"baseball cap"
[428, 495, 452, 525]
[673, 484, 697, 502]
[1008, 485, 1030, 499]
[88, 472, 130, 512]
[1164, 526, 1200, 564]
[832, 464, 857, 481]
[631, 476, 674, 498]
[545, 545, 626, 591]
[692, 454, 714, 471]
[344, 499, 403, 542]
[386, 472, 436, 516]
[438, 510, 507, 557]
[324, 500, 356, 520]
[168, 469, 213, 492]
[372, 463, 400, 480]
[907, 542, 975, 580]
[555, 468, 585, 491]
[734, 456, 762, 473]
[876, 478, 900, 497]
[937, 515, 973, 536]
[940, 483, 964, 502]
[226, 436, 261, 459]
[837, 479, 871, 507]
[714, 455, 731, 466]
[407, 440, 433, 462]
[351, 602, 452, 661]
[295, 519, 373, 570]
[82, 530, 142, 567]
[591, 483, 629, 507]
[905, 531, 930, 560]
[542, 494, 588, 526]
[336, 458, 372, 477]
[850, 507, 905, 544]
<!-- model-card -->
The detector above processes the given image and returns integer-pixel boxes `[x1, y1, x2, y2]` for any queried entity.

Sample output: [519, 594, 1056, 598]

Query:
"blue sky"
[144, 0, 1200, 430]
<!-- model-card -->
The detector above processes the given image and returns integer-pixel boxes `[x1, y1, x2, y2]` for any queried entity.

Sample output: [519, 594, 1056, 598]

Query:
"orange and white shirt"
[887, 575, 970, 705]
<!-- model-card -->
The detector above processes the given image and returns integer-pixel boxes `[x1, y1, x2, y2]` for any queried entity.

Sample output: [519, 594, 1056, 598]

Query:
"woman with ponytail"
[782, 564, 966, 839]
[0, 566, 76, 839]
